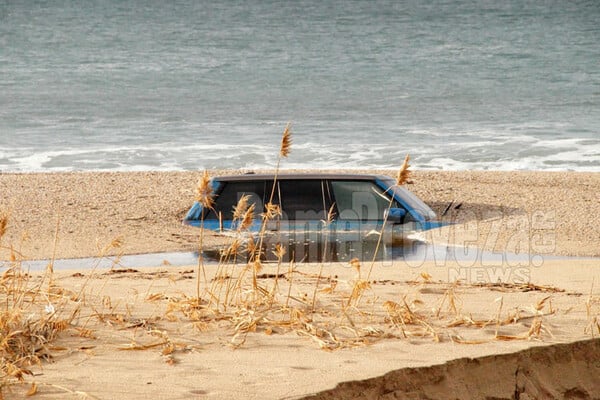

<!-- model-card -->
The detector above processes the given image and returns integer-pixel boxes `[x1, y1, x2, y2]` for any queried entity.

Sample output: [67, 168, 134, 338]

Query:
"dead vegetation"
[0, 215, 133, 398]
[0, 214, 73, 396]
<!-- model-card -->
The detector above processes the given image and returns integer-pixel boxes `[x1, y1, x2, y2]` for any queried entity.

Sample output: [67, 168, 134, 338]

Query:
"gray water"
[15, 240, 581, 272]
[1, 0, 599, 171]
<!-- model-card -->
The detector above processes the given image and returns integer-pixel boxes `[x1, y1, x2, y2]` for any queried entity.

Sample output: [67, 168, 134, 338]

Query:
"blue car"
[183, 174, 444, 243]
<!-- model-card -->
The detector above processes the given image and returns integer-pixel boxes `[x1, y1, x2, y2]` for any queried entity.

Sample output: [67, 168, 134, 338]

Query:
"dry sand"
[1, 170, 599, 399]
[4, 259, 600, 399]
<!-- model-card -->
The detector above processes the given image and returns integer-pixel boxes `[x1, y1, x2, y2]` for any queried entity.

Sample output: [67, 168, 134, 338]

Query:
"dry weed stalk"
[436, 281, 462, 318]
[383, 297, 439, 341]
[311, 204, 335, 311]
[247, 123, 292, 300]
[208, 195, 257, 310]
[195, 170, 214, 304]
[0, 212, 8, 244]
[268, 243, 286, 307]
[365, 154, 411, 284]
[343, 259, 373, 312]
[119, 329, 186, 365]
[494, 316, 548, 341]
[0, 263, 70, 391]
[584, 283, 600, 337]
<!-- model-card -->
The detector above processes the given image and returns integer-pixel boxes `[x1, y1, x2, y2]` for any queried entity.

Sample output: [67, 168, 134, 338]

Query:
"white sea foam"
[2, 135, 599, 172]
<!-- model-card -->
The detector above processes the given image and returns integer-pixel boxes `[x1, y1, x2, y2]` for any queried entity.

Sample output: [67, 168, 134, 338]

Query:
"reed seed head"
[239, 203, 256, 231]
[273, 243, 286, 261]
[195, 170, 214, 209]
[326, 204, 336, 224]
[246, 235, 257, 255]
[279, 122, 292, 158]
[396, 154, 412, 186]
[0, 212, 8, 239]
[232, 195, 250, 221]
[349, 258, 361, 274]
[263, 202, 282, 220]
[110, 236, 124, 249]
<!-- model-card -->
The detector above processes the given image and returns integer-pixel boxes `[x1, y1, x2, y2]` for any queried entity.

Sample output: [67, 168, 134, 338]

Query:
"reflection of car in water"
[184, 174, 445, 255]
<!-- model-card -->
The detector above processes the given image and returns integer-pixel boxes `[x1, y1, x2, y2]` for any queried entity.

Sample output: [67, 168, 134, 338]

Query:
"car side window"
[206, 181, 266, 220]
[276, 180, 329, 221]
[331, 180, 399, 221]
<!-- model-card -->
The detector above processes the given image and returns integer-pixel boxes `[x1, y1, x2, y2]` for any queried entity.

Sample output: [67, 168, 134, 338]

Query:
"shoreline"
[1, 170, 599, 261]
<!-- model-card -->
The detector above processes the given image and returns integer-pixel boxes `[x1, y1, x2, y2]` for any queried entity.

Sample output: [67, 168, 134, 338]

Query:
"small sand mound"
[302, 338, 600, 400]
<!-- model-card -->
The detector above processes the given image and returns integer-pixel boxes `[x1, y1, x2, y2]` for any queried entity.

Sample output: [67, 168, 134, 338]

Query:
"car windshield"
[379, 177, 437, 220]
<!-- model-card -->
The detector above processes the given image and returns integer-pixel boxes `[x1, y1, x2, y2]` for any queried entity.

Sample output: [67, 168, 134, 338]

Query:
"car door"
[328, 179, 401, 233]
[205, 180, 267, 231]
[270, 179, 334, 261]
[271, 179, 331, 227]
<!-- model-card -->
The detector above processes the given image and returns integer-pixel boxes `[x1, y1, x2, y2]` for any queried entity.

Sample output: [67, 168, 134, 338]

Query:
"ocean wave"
[1, 135, 599, 172]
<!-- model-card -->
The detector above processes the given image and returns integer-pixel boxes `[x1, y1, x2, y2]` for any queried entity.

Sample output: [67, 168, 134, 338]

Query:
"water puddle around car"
[6, 237, 582, 272]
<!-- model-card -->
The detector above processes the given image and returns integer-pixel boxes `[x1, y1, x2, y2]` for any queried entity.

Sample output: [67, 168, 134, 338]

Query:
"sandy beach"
[1, 170, 599, 261]
[1, 170, 599, 399]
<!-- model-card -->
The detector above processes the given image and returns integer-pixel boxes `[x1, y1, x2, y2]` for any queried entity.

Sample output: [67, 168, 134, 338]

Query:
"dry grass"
[0, 216, 134, 397]
[279, 122, 292, 159]
[364, 153, 412, 284]
[585, 283, 600, 337]
[0, 217, 72, 395]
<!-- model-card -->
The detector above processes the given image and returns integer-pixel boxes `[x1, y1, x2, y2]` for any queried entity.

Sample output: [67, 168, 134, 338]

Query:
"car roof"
[212, 173, 391, 182]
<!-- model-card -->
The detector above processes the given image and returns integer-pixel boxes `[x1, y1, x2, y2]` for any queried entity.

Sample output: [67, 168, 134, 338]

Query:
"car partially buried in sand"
[183, 174, 444, 242]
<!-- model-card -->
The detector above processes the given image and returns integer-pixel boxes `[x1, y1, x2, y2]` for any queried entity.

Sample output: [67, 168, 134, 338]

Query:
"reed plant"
[194, 170, 214, 304]
[0, 214, 71, 395]
[365, 153, 411, 283]
[585, 283, 600, 337]
[0, 213, 133, 397]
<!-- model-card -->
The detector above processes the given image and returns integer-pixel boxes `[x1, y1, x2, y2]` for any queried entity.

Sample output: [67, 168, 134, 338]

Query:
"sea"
[1, 0, 599, 172]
